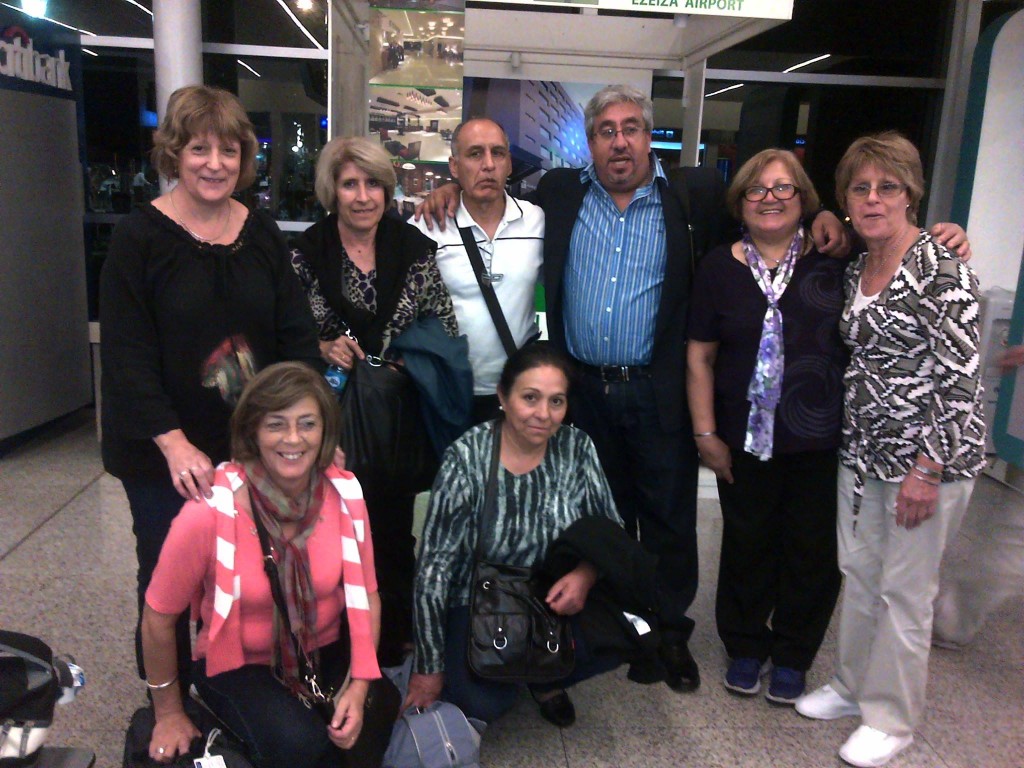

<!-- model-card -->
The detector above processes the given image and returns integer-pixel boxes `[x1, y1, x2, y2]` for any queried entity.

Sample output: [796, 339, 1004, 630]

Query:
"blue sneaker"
[765, 666, 806, 705]
[724, 657, 764, 695]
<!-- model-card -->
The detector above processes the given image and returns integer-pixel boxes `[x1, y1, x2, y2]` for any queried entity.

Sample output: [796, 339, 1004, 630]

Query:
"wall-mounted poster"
[369, 85, 463, 163]
[370, 6, 464, 166]
[463, 77, 600, 187]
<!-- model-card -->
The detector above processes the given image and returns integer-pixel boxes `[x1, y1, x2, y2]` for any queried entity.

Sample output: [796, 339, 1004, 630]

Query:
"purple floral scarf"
[742, 228, 804, 460]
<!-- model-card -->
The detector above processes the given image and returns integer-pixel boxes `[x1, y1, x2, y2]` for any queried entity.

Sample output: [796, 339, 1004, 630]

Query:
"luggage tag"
[194, 729, 228, 768]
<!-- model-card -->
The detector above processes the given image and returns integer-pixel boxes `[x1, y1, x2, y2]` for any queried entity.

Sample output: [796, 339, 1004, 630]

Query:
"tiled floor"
[2, 410, 1022, 768]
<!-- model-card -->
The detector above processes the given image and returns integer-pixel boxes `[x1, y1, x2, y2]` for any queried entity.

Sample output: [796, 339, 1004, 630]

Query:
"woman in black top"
[289, 136, 457, 664]
[100, 85, 321, 691]
[686, 149, 847, 706]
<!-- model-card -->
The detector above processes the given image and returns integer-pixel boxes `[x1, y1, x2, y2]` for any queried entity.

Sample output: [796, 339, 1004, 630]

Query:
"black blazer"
[532, 167, 703, 433]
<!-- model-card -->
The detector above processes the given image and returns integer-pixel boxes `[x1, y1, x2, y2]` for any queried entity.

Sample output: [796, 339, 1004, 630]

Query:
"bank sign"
[0, 13, 81, 100]
[474, 0, 792, 17]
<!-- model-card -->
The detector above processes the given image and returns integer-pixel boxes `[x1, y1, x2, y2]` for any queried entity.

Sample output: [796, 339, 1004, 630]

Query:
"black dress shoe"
[660, 641, 701, 692]
[530, 689, 576, 727]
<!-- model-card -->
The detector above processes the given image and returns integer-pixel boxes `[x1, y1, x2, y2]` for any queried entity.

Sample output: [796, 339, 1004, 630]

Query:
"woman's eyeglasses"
[743, 183, 799, 202]
[847, 182, 905, 199]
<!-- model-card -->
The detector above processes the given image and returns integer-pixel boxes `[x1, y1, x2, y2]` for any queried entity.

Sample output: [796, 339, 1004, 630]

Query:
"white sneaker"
[794, 684, 860, 720]
[839, 725, 914, 767]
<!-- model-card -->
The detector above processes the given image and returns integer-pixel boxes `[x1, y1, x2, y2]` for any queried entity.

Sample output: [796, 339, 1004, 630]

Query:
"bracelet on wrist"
[910, 470, 940, 486]
[145, 675, 178, 690]
[912, 463, 942, 478]
[694, 431, 716, 438]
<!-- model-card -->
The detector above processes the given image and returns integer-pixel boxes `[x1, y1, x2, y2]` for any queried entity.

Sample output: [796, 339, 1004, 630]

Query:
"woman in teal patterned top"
[406, 343, 623, 727]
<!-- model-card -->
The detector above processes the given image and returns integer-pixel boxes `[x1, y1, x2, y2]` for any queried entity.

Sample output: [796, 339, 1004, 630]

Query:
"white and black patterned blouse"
[838, 231, 986, 516]
[412, 421, 622, 674]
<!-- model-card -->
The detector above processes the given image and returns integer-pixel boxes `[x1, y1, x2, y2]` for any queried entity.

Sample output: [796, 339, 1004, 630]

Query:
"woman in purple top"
[687, 149, 848, 705]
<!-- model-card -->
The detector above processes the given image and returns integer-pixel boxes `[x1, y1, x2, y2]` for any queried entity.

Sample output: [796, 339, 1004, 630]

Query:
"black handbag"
[466, 422, 575, 684]
[338, 355, 439, 497]
[251, 494, 401, 749]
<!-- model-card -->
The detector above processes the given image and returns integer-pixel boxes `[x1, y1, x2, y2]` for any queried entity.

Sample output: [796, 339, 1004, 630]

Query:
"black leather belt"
[577, 362, 651, 382]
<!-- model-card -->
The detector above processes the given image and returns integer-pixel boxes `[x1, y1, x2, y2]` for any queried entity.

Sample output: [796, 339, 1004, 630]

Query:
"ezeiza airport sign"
[475, 0, 792, 18]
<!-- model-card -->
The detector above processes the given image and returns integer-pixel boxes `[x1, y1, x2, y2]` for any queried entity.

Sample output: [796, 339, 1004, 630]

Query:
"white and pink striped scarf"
[202, 462, 380, 681]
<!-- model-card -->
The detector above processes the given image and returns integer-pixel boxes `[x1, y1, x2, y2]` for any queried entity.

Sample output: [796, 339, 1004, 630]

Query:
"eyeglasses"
[847, 181, 905, 199]
[743, 183, 799, 202]
[593, 125, 646, 143]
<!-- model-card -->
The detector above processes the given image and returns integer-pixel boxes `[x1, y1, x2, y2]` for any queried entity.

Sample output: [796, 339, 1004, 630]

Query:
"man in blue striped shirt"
[532, 85, 706, 693]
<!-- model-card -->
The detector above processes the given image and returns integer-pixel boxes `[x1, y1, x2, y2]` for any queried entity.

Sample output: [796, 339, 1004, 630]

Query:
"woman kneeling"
[141, 362, 389, 767]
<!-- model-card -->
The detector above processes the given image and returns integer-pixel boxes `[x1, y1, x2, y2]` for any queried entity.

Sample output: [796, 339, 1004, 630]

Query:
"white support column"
[152, 0, 202, 190]
[680, 58, 706, 167]
[152, 0, 203, 121]
[928, 0, 983, 224]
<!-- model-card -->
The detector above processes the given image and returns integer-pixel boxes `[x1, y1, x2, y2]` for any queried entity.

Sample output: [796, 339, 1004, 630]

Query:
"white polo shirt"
[412, 192, 545, 395]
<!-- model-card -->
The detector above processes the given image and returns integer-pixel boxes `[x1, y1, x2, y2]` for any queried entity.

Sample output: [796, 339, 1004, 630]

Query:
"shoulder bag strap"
[459, 226, 518, 358]
[473, 420, 504, 562]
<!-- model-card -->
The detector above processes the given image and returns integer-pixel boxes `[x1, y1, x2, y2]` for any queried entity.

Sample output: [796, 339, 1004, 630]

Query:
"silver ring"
[157, 747, 166, 755]
[179, 470, 190, 478]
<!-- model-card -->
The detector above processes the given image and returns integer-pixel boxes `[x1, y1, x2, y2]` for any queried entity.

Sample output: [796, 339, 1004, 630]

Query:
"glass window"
[202, 0, 327, 48]
[33, 0, 154, 38]
[83, 49, 158, 213]
[688, 80, 942, 216]
[707, 0, 955, 79]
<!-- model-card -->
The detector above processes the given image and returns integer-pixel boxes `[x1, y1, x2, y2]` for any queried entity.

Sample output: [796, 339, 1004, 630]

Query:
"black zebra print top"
[412, 421, 621, 674]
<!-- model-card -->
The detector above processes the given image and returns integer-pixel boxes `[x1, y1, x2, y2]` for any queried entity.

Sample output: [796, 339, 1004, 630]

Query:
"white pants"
[831, 467, 975, 736]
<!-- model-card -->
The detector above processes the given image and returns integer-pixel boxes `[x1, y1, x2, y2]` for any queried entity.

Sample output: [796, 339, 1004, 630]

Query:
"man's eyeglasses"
[847, 181, 905, 199]
[593, 125, 646, 143]
[743, 183, 799, 202]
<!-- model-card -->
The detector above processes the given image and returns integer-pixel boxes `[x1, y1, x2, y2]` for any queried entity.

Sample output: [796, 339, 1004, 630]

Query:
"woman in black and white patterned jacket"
[795, 131, 986, 768]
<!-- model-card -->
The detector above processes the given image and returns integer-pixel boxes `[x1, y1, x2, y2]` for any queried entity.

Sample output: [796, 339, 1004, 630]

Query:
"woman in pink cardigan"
[140, 362, 388, 767]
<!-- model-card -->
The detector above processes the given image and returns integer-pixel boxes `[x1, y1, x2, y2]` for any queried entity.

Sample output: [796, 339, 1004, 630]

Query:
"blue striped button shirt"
[563, 154, 668, 366]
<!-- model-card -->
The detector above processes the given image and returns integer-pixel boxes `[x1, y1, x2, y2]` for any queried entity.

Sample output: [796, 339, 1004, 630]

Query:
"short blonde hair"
[230, 362, 340, 472]
[314, 137, 397, 213]
[725, 149, 820, 222]
[151, 85, 258, 190]
[835, 131, 925, 225]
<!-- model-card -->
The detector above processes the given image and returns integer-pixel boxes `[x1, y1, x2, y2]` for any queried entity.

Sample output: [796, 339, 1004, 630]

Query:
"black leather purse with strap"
[466, 421, 575, 684]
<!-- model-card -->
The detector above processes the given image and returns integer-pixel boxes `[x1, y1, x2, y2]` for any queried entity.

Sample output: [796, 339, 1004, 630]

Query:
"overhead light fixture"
[1, 1, 95, 33]
[296, 0, 314, 10]
[20, 0, 45, 16]
[81, 47, 99, 57]
[237, 59, 262, 77]
[783, 53, 831, 73]
[705, 83, 744, 98]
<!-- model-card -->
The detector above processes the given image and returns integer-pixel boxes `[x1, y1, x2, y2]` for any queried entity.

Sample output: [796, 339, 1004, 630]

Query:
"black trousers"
[570, 373, 699, 638]
[715, 448, 841, 670]
[360, 484, 416, 667]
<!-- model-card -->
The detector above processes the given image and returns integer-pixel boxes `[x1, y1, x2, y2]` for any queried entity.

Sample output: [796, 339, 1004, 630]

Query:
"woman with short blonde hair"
[290, 135, 456, 666]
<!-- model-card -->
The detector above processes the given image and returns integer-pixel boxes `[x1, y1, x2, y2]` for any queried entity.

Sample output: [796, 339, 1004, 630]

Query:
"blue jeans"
[193, 642, 350, 768]
[121, 476, 192, 685]
[441, 605, 621, 723]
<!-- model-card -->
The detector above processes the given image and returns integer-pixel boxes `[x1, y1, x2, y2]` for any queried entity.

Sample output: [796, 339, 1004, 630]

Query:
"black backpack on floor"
[1, 630, 79, 765]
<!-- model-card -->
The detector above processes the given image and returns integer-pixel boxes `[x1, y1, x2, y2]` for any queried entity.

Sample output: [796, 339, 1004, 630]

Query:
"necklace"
[867, 229, 912, 279]
[170, 189, 232, 243]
